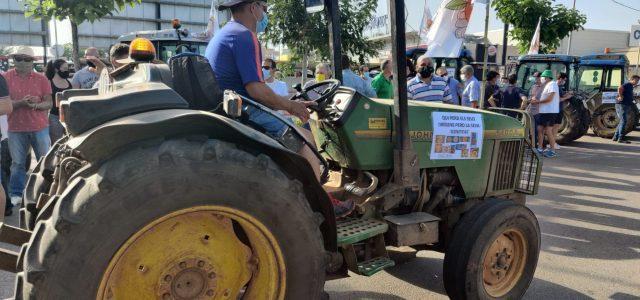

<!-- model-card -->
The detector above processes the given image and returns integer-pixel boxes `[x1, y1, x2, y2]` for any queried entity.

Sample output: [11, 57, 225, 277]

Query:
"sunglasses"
[14, 56, 34, 62]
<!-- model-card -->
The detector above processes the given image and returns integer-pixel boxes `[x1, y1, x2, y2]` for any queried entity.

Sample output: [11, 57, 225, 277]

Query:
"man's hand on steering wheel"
[291, 79, 341, 112]
[286, 100, 316, 123]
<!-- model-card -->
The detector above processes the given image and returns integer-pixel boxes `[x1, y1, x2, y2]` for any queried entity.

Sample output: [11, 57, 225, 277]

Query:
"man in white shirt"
[529, 70, 559, 157]
[262, 58, 289, 97]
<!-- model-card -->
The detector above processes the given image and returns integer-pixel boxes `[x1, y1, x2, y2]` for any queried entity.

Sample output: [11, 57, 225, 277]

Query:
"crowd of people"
[0, 43, 131, 216]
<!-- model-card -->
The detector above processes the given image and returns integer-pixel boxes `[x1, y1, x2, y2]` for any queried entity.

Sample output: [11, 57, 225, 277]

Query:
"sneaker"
[536, 147, 545, 154]
[329, 194, 355, 218]
[553, 144, 561, 150]
[543, 150, 557, 158]
[617, 139, 631, 144]
[10, 196, 21, 207]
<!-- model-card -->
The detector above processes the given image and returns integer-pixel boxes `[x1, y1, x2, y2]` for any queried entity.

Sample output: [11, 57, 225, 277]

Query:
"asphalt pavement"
[1, 131, 639, 299]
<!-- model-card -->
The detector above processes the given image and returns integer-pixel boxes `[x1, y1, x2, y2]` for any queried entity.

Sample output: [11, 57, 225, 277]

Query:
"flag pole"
[479, 0, 490, 110]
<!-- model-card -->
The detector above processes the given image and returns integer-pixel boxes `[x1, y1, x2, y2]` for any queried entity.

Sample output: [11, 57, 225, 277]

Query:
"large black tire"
[556, 98, 590, 144]
[591, 104, 636, 138]
[443, 199, 540, 300]
[15, 138, 326, 299]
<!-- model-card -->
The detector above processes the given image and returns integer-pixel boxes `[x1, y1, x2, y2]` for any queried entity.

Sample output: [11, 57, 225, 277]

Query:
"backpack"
[169, 53, 223, 111]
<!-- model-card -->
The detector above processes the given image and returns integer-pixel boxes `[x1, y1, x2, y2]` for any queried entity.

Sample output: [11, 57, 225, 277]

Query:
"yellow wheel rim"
[482, 228, 527, 297]
[97, 206, 286, 299]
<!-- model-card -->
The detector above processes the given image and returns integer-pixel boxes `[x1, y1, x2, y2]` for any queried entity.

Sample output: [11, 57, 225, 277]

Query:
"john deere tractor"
[576, 54, 639, 138]
[0, 0, 542, 299]
[512, 54, 591, 144]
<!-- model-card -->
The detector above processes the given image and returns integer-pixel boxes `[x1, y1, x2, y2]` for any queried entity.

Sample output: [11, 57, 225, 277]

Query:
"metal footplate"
[357, 256, 395, 276]
[337, 218, 394, 276]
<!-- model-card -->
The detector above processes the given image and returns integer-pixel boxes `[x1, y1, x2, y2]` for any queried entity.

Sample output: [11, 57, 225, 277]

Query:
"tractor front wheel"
[14, 138, 326, 299]
[443, 199, 540, 300]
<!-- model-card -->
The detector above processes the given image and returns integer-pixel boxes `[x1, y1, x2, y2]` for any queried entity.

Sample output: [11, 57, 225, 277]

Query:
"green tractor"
[512, 54, 591, 144]
[576, 54, 639, 138]
[0, 0, 542, 299]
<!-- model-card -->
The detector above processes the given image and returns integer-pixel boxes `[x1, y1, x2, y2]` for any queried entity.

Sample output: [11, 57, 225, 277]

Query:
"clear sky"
[455, 0, 640, 34]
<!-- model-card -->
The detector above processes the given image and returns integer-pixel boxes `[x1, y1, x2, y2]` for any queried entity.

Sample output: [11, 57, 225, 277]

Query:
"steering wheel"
[291, 79, 341, 112]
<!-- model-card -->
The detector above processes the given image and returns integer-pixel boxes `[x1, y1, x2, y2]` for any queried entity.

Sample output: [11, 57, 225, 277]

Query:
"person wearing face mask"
[371, 59, 393, 99]
[4, 46, 52, 205]
[71, 47, 101, 89]
[529, 70, 559, 157]
[340, 55, 376, 98]
[206, 0, 355, 217]
[407, 55, 451, 102]
[484, 70, 502, 108]
[460, 65, 480, 108]
[552, 72, 573, 149]
[436, 66, 461, 105]
[45, 59, 71, 143]
[262, 58, 288, 97]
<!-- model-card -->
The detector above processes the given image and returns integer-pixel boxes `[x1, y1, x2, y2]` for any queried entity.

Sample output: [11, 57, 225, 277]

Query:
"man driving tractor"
[204, 0, 355, 216]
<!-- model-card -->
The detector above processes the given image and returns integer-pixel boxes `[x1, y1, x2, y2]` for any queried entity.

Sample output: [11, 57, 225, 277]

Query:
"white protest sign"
[430, 112, 483, 160]
[602, 91, 618, 104]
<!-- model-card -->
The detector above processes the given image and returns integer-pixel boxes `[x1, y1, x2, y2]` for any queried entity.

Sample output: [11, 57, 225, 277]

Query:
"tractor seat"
[169, 53, 223, 111]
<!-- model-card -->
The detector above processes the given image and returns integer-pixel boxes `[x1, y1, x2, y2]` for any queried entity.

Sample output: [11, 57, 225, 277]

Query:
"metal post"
[636, 46, 640, 75]
[325, 0, 342, 82]
[501, 22, 508, 66]
[390, 0, 418, 187]
[479, 0, 490, 109]
[566, 0, 576, 55]
[53, 20, 59, 59]
[40, 0, 47, 65]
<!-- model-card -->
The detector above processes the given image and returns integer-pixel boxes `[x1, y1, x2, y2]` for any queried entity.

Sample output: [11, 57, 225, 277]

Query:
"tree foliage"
[491, 0, 586, 54]
[24, 0, 141, 66]
[264, 0, 382, 65]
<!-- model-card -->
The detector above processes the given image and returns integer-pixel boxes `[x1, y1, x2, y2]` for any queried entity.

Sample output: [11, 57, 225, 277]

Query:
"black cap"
[218, 0, 261, 9]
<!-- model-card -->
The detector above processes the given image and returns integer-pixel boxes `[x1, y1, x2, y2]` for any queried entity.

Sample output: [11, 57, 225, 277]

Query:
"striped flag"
[528, 17, 542, 55]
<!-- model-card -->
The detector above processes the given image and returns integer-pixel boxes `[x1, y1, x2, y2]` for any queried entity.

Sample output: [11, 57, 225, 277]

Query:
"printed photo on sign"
[430, 112, 483, 160]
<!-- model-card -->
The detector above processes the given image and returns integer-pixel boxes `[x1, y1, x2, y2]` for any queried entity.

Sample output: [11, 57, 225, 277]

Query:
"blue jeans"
[8, 128, 51, 197]
[613, 104, 630, 141]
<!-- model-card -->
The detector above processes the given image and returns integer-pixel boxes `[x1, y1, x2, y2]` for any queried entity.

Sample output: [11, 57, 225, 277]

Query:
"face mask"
[461, 74, 467, 82]
[418, 65, 434, 79]
[528, 76, 537, 83]
[540, 77, 549, 84]
[86, 61, 96, 68]
[316, 73, 326, 82]
[253, 5, 268, 33]
[498, 82, 506, 89]
[58, 70, 70, 79]
[441, 75, 449, 81]
[363, 71, 370, 78]
[14, 61, 33, 73]
[262, 68, 270, 80]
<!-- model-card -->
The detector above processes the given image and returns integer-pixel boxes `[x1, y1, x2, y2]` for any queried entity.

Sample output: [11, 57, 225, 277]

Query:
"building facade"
[0, 0, 47, 49]
[77, 0, 211, 49]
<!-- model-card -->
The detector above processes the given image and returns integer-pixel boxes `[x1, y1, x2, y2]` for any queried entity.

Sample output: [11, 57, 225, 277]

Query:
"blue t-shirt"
[205, 21, 263, 97]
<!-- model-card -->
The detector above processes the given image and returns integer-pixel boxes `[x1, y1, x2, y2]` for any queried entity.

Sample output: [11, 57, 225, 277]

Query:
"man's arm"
[617, 85, 624, 102]
[470, 81, 480, 108]
[0, 76, 11, 115]
[71, 72, 81, 89]
[32, 94, 53, 111]
[246, 82, 314, 122]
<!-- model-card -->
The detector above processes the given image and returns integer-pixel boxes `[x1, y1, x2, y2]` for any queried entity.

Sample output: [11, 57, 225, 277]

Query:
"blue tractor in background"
[576, 54, 639, 138]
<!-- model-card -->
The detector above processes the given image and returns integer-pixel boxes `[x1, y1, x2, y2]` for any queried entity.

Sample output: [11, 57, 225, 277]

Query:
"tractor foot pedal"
[357, 256, 395, 276]
[337, 218, 388, 246]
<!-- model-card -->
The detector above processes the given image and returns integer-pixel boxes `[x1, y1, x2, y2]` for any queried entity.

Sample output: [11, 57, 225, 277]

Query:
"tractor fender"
[65, 108, 337, 251]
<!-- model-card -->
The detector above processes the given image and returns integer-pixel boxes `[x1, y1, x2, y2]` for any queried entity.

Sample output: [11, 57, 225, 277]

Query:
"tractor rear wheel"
[556, 99, 590, 144]
[591, 104, 636, 138]
[443, 199, 540, 300]
[14, 138, 326, 299]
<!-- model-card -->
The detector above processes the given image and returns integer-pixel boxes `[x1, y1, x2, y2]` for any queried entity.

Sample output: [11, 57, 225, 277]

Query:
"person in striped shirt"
[407, 55, 452, 103]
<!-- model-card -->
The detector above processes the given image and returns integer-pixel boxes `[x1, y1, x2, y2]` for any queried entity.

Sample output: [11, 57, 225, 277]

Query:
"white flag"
[426, 0, 474, 58]
[528, 17, 542, 55]
[418, 0, 434, 46]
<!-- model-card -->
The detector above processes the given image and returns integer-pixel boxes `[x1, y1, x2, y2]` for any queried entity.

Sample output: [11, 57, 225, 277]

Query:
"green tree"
[491, 0, 586, 54]
[264, 0, 381, 66]
[24, 0, 141, 67]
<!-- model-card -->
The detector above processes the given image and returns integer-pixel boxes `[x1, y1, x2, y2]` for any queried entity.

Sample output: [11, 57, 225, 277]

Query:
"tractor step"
[357, 256, 395, 276]
[337, 218, 388, 246]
